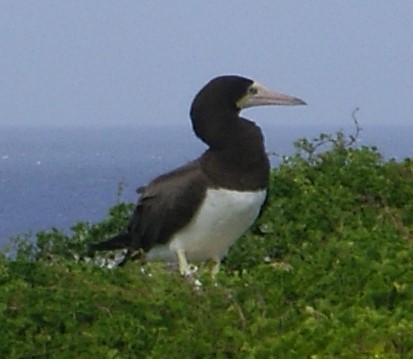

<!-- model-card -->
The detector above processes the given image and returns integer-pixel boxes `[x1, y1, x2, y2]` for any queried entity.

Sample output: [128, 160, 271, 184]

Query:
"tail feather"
[87, 232, 132, 257]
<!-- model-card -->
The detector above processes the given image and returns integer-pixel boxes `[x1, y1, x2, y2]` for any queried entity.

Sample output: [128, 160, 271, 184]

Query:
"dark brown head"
[190, 75, 305, 148]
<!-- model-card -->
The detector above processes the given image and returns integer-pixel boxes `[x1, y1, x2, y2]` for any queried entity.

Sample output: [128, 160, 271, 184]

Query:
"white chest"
[147, 188, 267, 262]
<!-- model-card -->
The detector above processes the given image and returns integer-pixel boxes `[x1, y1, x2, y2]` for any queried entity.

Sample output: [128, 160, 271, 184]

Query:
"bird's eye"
[248, 86, 258, 95]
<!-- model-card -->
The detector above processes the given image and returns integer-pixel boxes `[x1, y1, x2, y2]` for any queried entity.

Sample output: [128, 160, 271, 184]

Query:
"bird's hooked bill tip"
[292, 98, 307, 106]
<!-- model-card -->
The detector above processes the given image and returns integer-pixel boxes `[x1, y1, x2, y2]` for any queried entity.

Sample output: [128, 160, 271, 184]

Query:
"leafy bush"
[1, 129, 413, 358]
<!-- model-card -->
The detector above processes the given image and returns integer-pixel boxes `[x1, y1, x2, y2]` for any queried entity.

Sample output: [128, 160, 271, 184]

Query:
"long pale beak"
[238, 82, 306, 109]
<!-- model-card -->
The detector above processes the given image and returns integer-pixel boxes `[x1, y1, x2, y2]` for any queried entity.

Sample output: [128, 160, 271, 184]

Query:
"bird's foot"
[175, 250, 202, 289]
[182, 263, 198, 276]
[176, 249, 191, 276]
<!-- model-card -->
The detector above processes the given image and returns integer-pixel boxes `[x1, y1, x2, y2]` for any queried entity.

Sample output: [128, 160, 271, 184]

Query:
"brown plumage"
[88, 75, 305, 274]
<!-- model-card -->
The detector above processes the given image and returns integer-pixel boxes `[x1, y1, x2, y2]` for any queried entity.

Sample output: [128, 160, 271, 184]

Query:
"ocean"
[1, 123, 411, 246]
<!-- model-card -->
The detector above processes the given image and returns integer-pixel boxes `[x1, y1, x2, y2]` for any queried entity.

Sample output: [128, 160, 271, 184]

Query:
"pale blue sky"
[1, 1, 412, 127]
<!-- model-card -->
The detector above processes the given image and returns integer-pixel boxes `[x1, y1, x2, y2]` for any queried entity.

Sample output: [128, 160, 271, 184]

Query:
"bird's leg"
[211, 258, 221, 279]
[176, 249, 191, 276]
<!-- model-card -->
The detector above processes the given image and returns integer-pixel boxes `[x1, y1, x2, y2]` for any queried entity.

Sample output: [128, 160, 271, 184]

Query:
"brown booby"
[88, 75, 305, 275]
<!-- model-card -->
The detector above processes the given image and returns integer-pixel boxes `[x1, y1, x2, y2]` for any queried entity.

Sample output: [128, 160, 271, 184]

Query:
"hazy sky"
[1, 1, 412, 128]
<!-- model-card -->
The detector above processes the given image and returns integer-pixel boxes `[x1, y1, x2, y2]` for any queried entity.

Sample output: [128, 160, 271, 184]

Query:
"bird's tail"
[87, 232, 132, 257]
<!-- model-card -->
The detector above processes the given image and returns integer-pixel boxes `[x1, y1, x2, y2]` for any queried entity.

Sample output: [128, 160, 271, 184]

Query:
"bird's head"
[190, 75, 306, 148]
[191, 75, 306, 117]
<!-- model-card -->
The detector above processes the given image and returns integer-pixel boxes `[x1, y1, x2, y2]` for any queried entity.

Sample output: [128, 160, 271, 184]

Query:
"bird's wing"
[127, 160, 208, 251]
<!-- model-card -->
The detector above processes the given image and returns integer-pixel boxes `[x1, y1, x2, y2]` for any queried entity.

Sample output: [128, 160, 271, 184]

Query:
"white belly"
[146, 188, 267, 262]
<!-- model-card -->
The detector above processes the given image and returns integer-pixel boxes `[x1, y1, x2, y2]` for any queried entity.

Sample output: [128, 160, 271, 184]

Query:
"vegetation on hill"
[1, 126, 413, 358]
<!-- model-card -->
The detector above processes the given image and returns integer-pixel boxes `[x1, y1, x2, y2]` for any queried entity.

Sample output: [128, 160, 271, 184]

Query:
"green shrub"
[1, 130, 412, 358]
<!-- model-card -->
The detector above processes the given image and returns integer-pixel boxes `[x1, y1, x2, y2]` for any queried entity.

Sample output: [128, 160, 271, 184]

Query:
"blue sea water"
[0, 123, 412, 246]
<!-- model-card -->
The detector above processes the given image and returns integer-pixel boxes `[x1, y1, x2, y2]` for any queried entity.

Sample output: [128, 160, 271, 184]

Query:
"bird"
[88, 75, 305, 276]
